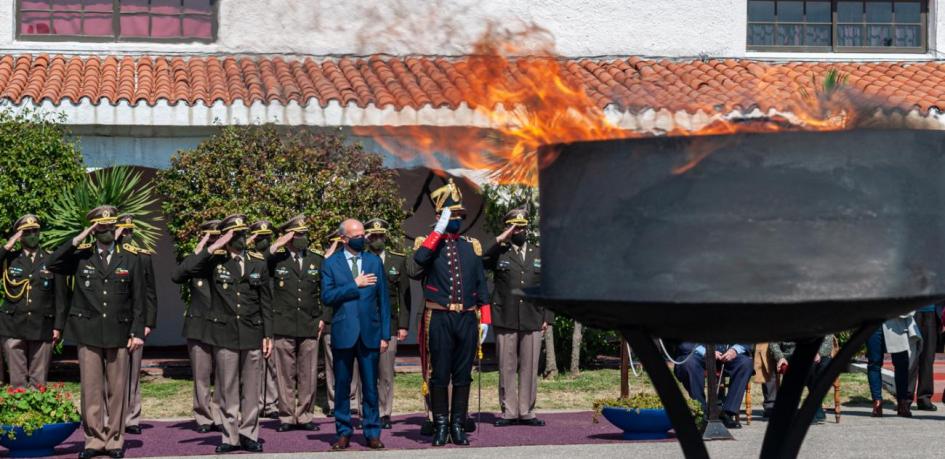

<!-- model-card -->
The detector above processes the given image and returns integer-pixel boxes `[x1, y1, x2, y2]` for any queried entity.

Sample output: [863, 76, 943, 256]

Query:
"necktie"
[99, 250, 108, 265]
[235, 255, 244, 276]
[297, 253, 303, 271]
[350, 256, 360, 279]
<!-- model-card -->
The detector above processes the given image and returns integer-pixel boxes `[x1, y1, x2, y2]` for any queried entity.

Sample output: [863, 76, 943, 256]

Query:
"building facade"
[1, 0, 942, 344]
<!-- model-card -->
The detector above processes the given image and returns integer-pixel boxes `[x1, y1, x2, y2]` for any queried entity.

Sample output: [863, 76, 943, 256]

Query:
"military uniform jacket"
[408, 234, 489, 309]
[46, 241, 145, 348]
[0, 247, 68, 341]
[171, 252, 212, 342]
[125, 244, 158, 330]
[483, 242, 553, 331]
[266, 249, 324, 338]
[381, 250, 411, 334]
[181, 249, 273, 350]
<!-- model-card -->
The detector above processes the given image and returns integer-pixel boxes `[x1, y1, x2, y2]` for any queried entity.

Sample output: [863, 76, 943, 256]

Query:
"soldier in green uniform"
[179, 214, 273, 453]
[0, 214, 67, 388]
[171, 219, 223, 433]
[482, 208, 552, 427]
[320, 228, 362, 418]
[115, 214, 158, 435]
[249, 220, 279, 419]
[47, 205, 145, 459]
[364, 218, 410, 429]
[265, 215, 324, 432]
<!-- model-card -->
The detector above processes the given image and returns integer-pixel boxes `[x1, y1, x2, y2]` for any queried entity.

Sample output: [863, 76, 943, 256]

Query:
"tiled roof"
[0, 54, 943, 115]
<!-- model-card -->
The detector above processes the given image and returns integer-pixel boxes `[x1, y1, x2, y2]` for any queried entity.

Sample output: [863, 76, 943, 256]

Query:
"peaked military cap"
[13, 214, 40, 232]
[278, 214, 309, 234]
[364, 218, 390, 235]
[87, 205, 119, 225]
[430, 178, 465, 215]
[116, 214, 136, 229]
[220, 214, 249, 232]
[504, 207, 529, 227]
[199, 219, 222, 235]
[326, 227, 343, 245]
[250, 220, 273, 236]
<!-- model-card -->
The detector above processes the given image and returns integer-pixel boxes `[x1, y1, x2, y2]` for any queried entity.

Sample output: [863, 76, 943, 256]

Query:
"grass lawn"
[49, 369, 887, 420]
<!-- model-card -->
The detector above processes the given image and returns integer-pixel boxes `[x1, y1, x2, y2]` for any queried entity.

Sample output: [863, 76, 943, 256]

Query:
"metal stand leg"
[760, 322, 880, 459]
[624, 330, 709, 459]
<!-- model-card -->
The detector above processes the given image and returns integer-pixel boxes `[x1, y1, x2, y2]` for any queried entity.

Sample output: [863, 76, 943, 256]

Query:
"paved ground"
[66, 405, 944, 459]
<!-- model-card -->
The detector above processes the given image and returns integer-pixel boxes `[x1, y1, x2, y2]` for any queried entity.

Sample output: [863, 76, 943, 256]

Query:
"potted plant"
[593, 393, 703, 440]
[0, 384, 81, 457]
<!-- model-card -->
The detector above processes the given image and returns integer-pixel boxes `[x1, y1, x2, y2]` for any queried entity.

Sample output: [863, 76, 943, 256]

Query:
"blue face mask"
[445, 220, 461, 234]
[347, 236, 365, 252]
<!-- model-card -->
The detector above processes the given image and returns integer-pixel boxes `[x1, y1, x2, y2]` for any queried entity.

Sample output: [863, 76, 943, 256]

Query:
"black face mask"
[21, 232, 40, 249]
[95, 230, 115, 245]
[347, 236, 365, 252]
[292, 236, 309, 251]
[511, 232, 527, 246]
[254, 237, 271, 252]
[368, 237, 386, 252]
[229, 234, 247, 251]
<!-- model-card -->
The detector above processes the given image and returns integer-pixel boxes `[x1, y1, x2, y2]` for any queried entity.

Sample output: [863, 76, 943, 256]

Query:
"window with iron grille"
[747, 0, 926, 53]
[17, 0, 216, 42]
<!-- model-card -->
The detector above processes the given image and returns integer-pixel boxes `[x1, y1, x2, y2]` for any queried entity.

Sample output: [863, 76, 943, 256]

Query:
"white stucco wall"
[0, 0, 749, 58]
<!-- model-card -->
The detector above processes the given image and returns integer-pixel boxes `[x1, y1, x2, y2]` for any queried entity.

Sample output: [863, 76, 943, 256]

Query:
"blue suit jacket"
[320, 250, 391, 350]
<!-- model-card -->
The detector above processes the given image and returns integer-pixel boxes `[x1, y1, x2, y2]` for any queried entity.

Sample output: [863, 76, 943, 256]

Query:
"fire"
[356, 23, 886, 185]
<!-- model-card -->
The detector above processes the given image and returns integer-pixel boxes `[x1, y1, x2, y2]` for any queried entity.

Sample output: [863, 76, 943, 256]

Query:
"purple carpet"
[17, 412, 663, 457]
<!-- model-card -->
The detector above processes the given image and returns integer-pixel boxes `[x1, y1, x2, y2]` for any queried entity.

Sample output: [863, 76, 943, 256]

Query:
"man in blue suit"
[321, 218, 390, 451]
[673, 342, 752, 429]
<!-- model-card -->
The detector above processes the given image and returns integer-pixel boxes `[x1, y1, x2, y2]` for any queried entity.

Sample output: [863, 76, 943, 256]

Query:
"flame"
[356, 23, 886, 185]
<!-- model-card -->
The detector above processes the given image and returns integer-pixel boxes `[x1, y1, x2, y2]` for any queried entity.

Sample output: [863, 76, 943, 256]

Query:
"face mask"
[292, 236, 309, 251]
[229, 234, 246, 251]
[21, 233, 40, 249]
[511, 232, 527, 246]
[254, 237, 271, 252]
[445, 220, 461, 234]
[94, 231, 115, 245]
[347, 236, 365, 252]
[369, 237, 386, 252]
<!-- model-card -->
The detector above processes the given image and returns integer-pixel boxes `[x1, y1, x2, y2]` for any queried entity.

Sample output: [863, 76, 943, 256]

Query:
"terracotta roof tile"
[1, 54, 944, 116]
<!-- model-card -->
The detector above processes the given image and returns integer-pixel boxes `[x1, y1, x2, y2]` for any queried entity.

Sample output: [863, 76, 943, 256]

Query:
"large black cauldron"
[531, 129, 945, 458]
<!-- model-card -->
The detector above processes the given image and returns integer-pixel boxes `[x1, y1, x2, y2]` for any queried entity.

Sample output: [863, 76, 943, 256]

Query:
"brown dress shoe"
[330, 436, 351, 451]
[367, 438, 385, 449]
[871, 400, 883, 417]
[897, 399, 913, 418]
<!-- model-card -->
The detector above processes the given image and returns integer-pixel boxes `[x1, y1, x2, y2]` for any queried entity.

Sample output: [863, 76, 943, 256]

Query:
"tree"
[155, 125, 407, 256]
[570, 321, 583, 376]
[482, 183, 558, 377]
[0, 109, 84, 237]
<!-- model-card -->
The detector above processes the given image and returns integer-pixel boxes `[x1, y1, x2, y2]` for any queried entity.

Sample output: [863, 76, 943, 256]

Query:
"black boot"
[450, 385, 470, 446]
[431, 386, 450, 447]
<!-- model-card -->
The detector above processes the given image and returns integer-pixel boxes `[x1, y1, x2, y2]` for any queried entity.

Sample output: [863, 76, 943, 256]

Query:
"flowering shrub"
[0, 384, 80, 439]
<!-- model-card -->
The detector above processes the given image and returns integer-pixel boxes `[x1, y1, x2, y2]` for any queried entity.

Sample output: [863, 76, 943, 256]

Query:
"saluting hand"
[355, 273, 377, 288]
[73, 223, 98, 247]
[208, 229, 234, 252]
[325, 240, 339, 258]
[271, 231, 295, 254]
[4, 230, 22, 251]
[194, 232, 211, 253]
[496, 226, 516, 243]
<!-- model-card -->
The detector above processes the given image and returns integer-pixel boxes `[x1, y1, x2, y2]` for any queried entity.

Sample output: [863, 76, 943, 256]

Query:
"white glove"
[479, 324, 489, 345]
[434, 207, 452, 234]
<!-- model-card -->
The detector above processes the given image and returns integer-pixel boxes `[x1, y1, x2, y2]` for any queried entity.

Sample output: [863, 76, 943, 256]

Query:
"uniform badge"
[389, 266, 399, 276]
[115, 268, 129, 277]
[279, 280, 285, 288]
[223, 283, 228, 290]
[309, 264, 315, 270]
[197, 280, 203, 287]
[533, 259, 541, 269]
[498, 260, 511, 270]
[84, 280, 90, 288]
[249, 272, 261, 280]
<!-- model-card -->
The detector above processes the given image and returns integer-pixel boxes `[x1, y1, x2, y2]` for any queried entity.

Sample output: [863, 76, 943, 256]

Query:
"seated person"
[769, 335, 834, 424]
[673, 343, 752, 429]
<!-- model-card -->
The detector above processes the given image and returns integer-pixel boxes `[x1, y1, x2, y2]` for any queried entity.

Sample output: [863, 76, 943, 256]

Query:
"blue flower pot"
[601, 406, 673, 440]
[0, 422, 80, 457]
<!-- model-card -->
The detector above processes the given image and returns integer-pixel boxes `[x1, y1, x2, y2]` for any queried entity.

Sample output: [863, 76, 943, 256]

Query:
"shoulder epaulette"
[413, 237, 426, 251]
[123, 243, 148, 255]
[464, 237, 482, 256]
[248, 251, 265, 260]
[388, 250, 405, 257]
[77, 243, 92, 250]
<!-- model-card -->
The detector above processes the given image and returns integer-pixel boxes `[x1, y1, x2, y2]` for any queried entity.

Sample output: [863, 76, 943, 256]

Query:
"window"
[748, 0, 926, 52]
[17, 0, 216, 42]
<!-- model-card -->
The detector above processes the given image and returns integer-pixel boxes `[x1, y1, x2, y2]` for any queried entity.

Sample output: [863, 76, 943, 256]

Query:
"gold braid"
[422, 308, 432, 397]
[477, 308, 484, 360]
[2, 260, 29, 301]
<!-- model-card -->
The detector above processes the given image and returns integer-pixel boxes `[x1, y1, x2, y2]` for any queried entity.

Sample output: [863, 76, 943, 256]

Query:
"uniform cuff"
[422, 231, 444, 250]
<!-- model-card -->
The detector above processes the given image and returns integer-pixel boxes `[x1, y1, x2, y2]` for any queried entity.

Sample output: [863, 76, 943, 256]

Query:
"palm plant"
[41, 166, 161, 250]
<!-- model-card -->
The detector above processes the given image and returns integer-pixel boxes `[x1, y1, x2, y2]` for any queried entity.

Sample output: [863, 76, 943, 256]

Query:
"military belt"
[425, 301, 474, 313]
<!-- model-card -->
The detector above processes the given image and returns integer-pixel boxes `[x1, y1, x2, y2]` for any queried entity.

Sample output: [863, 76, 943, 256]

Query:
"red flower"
[38, 385, 47, 393]
[14, 388, 26, 394]
[6, 387, 13, 395]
